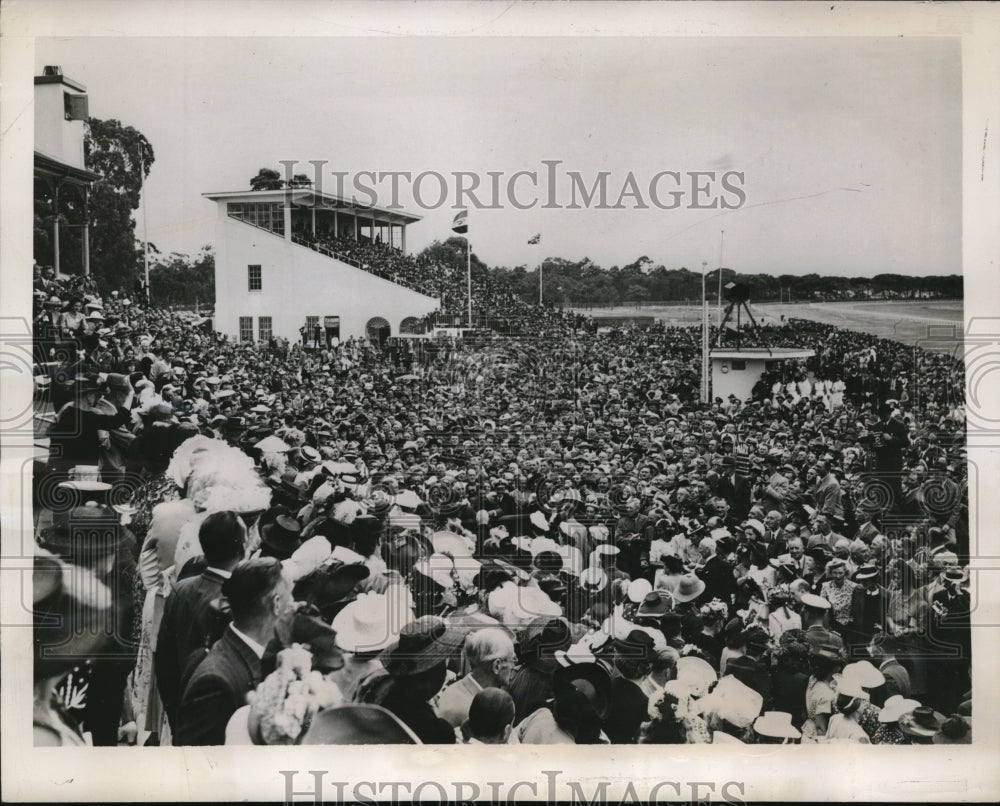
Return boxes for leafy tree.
[287,173,313,188]
[148,245,215,308]
[250,167,284,191]
[83,118,154,293]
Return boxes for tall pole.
[716,229,725,328]
[140,152,150,303]
[466,237,472,328]
[701,260,709,403]
[539,261,543,305]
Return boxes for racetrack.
[571,299,964,352]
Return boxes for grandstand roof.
[710,347,815,359]
[202,188,421,225]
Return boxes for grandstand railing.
[225,213,438,299]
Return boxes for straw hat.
[899,706,946,739]
[753,711,801,740]
[331,591,412,653]
[671,573,706,604]
[841,660,885,689]
[878,695,922,723]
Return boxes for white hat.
[842,660,885,689]
[255,435,291,453]
[800,593,831,610]
[529,511,549,532]
[878,695,922,723]
[578,566,608,593]
[675,656,717,698]
[332,591,413,653]
[626,578,653,604]
[431,531,473,558]
[414,554,457,589]
[529,536,561,557]
[394,490,423,510]
[753,711,801,739]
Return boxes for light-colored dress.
[801,677,836,743]
[825,713,871,743]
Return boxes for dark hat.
[37,502,130,564]
[379,615,468,676]
[260,514,302,560]
[743,626,770,650]
[855,564,879,581]
[293,562,371,621]
[270,607,344,674]
[932,715,971,745]
[899,706,946,739]
[552,661,612,721]
[635,590,672,620]
[519,616,572,670]
[33,550,115,682]
[300,704,420,744]
[613,628,655,661]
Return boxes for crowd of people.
[32,254,972,747]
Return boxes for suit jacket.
[604,677,650,745]
[811,474,844,521]
[850,585,888,641]
[718,474,751,521]
[696,555,737,608]
[173,626,262,746]
[155,568,231,729]
[434,673,482,728]
[869,659,911,707]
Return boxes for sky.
[35,35,962,276]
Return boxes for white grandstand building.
[205,187,439,346]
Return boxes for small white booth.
[710,347,815,401]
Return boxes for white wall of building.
[710,356,767,402]
[214,215,439,342]
[34,82,86,169]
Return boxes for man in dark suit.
[867,637,911,708]
[717,456,751,522]
[695,536,737,611]
[155,511,247,732]
[725,628,772,709]
[173,557,293,746]
[849,564,888,651]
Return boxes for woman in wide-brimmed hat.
[898,705,946,745]
[752,710,801,744]
[871,694,921,745]
[512,661,612,745]
[33,549,116,746]
[369,615,468,743]
[824,680,872,743]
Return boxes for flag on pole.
[452,210,468,234]
[527,233,541,245]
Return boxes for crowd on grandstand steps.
[32,253,971,748]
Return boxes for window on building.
[259,316,273,343]
[248,264,262,291]
[731,359,747,371]
[239,316,253,342]
[227,202,284,236]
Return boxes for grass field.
[571,300,964,353]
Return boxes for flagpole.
[140,152,150,304]
[716,229,725,328]
[703,265,710,403]
[466,236,472,328]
